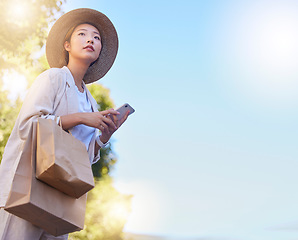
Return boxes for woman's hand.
[60,108,129,144]
[99,109,130,143]
[79,109,119,131]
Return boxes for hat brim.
[46,8,118,84]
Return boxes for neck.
[67,59,90,92]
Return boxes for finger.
[102,127,111,135]
[110,113,119,127]
[100,124,113,136]
[98,124,105,132]
[119,111,130,127]
[99,121,108,130]
[105,122,114,135]
[103,115,118,134]
[109,114,119,131]
[107,114,114,123]
[104,118,115,133]
[101,109,120,116]
[102,115,117,130]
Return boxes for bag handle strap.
[55,116,73,135]
[54,116,62,128]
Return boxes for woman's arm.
[60,109,119,131]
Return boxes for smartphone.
[116,103,135,120]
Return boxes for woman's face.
[64,23,102,65]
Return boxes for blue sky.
[61,1,298,239]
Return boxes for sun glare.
[225,2,298,106]
[248,10,298,72]
[7,1,30,25]
[3,70,27,101]
[114,181,164,234]
[108,204,131,223]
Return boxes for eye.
[94,36,101,41]
[78,32,85,36]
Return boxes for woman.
[0,8,128,240]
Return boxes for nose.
[87,39,94,44]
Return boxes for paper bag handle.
[55,116,73,136]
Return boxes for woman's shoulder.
[30,67,70,95]
[37,67,68,83]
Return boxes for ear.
[64,41,71,52]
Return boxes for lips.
[83,45,95,51]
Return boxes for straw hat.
[46,8,118,84]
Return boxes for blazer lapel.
[63,67,79,114]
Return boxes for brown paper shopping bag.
[36,118,94,198]
[4,124,87,237]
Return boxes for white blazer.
[0,66,100,208]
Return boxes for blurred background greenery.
[0,0,133,239]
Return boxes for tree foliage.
[0,79,22,160]
[69,177,132,240]
[0,0,65,160]
[0,0,64,71]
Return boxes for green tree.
[69,177,132,240]
[0,78,22,160]
[0,0,64,72]
[0,0,65,160]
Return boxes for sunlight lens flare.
[114,181,165,234]
[7,0,30,25]
[223,2,298,106]
[3,70,27,101]
[108,204,131,223]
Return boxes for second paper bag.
[5,124,87,236]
